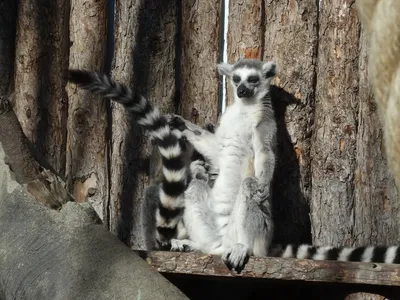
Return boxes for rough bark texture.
[66,0,108,219]
[180,0,221,125]
[310,1,361,246]
[263,0,317,244]
[226,0,264,105]
[0,0,17,103]
[13,0,69,175]
[140,251,400,288]
[0,145,188,300]
[110,0,177,249]
[353,30,400,245]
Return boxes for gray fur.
[170,59,278,272]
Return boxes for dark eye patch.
[247,75,259,83]
[233,75,240,83]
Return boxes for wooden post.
[263,0,318,244]
[13,0,70,175]
[180,0,221,125]
[310,0,361,246]
[110,0,177,249]
[66,0,108,220]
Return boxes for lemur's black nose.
[237,84,251,98]
[237,84,246,96]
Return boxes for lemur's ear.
[217,63,233,76]
[261,61,277,79]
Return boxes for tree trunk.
[263,0,317,244]
[110,0,177,249]
[66,0,108,220]
[310,0,361,246]
[180,0,221,125]
[13,0,69,175]
[0,144,188,300]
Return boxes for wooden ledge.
[136,251,400,287]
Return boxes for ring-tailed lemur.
[167,59,400,270]
[166,59,278,271]
[141,121,219,250]
[67,70,212,249]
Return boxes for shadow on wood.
[270,85,312,244]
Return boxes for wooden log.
[310,0,361,246]
[138,251,400,287]
[13,0,69,175]
[110,0,177,248]
[263,0,318,244]
[180,0,221,125]
[352,28,400,245]
[66,0,108,219]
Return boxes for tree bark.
[110,0,177,249]
[0,0,17,103]
[310,0,360,246]
[66,0,108,220]
[0,144,188,300]
[262,0,318,244]
[13,0,69,175]
[353,29,400,245]
[180,0,221,125]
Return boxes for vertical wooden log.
[110,0,177,249]
[180,0,221,125]
[262,0,318,243]
[310,1,360,245]
[66,0,108,219]
[353,29,400,245]
[13,0,70,175]
[226,0,264,105]
[0,0,17,103]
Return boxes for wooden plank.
[137,251,400,287]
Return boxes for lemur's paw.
[170,239,195,252]
[169,114,187,131]
[190,160,208,181]
[222,243,249,274]
[255,183,270,205]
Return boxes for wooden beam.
[136,251,400,287]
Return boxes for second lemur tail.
[67,70,188,248]
[269,244,400,264]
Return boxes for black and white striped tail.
[270,244,400,264]
[67,70,189,248]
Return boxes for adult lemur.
[68,59,400,271]
[67,59,276,271]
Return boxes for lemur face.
[232,68,262,99]
[217,59,277,101]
